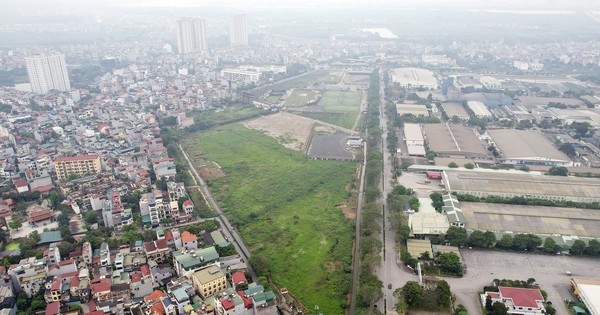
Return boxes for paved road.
[349,144,368,315]
[374,67,410,314]
[179,144,258,283]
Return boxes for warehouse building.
[422,124,490,160]
[442,169,600,202]
[392,68,438,89]
[466,101,493,119]
[570,278,600,315]
[404,123,426,156]
[396,103,430,116]
[487,129,572,166]
[460,202,600,239]
[441,102,470,120]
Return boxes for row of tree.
[435,226,600,256]
[355,69,385,311]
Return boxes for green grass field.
[183,125,356,314]
[318,90,362,113]
[283,89,318,107]
[5,242,20,251]
[314,71,343,84]
[192,104,267,128]
[265,95,281,104]
[298,112,358,130]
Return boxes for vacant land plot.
[461,202,600,238]
[319,90,362,113]
[182,125,356,314]
[315,70,344,84]
[283,89,319,107]
[242,112,315,151]
[5,242,19,251]
[192,104,267,128]
[343,74,370,85]
[308,134,354,160]
[252,70,331,96]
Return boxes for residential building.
[172,246,220,278]
[102,190,133,229]
[100,243,111,267]
[181,231,198,250]
[8,257,46,297]
[53,155,102,181]
[45,245,61,266]
[481,287,545,315]
[24,54,71,94]
[191,265,227,298]
[82,242,93,266]
[144,239,170,263]
[167,181,187,201]
[221,68,260,83]
[229,14,248,47]
[176,17,208,54]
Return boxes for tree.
[249,255,269,276]
[544,237,557,253]
[497,234,513,249]
[430,192,444,212]
[84,210,98,225]
[468,230,486,248]
[585,239,600,256]
[571,240,586,256]
[545,304,557,315]
[446,226,468,247]
[559,143,576,157]
[485,295,493,311]
[437,252,462,274]
[434,280,452,308]
[527,278,536,285]
[518,165,530,172]
[427,150,436,160]
[401,281,425,306]
[410,197,420,211]
[448,162,459,168]
[464,163,475,169]
[489,302,508,315]
[548,166,568,176]
[8,219,22,230]
[483,231,497,248]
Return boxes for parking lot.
[445,250,600,315]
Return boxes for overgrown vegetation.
[394,280,453,312]
[183,124,355,314]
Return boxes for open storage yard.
[461,202,600,238]
[182,124,357,314]
[318,90,362,113]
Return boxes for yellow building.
[192,265,227,298]
[53,155,101,181]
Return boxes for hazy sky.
[2,0,600,10]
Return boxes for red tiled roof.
[46,302,60,315]
[220,297,235,310]
[145,290,167,303]
[487,292,500,299]
[131,272,142,283]
[141,264,151,276]
[232,271,246,285]
[499,287,544,309]
[144,241,157,253]
[237,291,254,309]
[27,209,54,223]
[183,200,193,207]
[54,155,99,162]
[165,231,173,241]
[70,276,79,287]
[155,238,168,250]
[51,280,61,291]
[181,231,197,243]
[13,179,28,187]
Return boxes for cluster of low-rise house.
[0,224,278,315]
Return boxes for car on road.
[388,283,392,289]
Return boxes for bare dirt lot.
[199,167,225,179]
[242,112,315,151]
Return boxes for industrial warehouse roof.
[488,129,570,162]
[443,170,600,201]
[460,202,600,238]
[571,278,600,315]
[404,123,424,142]
[423,124,488,157]
[396,104,429,116]
[441,102,470,120]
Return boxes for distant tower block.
[229,14,248,47]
